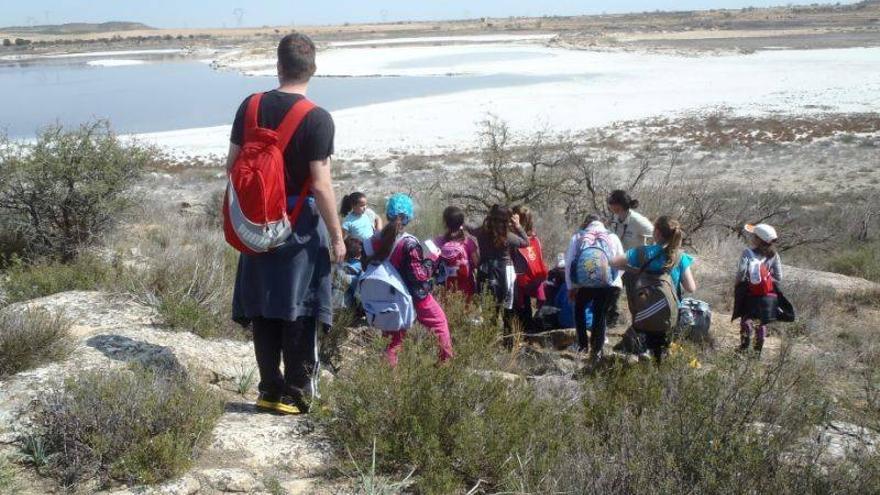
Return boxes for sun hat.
[385,193,414,225]
[744,223,778,243]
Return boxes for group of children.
[336,189,787,365]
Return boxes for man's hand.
[310,158,345,263]
[331,236,346,264]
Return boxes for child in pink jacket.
[364,194,453,366]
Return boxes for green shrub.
[0,310,74,377]
[827,241,880,283]
[2,254,116,304]
[322,292,878,494]
[0,123,153,261]
[36,366,223,487]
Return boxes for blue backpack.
[554,280,592,329]
[358,235,416,332]
[570,229,617,288]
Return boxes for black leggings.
[251,317,320,398]
[574,287,619,354]
[640,330,669,364]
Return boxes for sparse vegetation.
[1,254,116,304]
[348,439,415,495]
[0,310,74,377]
[827,240,880,283]
[234,365,257,396]
[0,456,17,493]
[323,290,879,493]
[21,434,49,469]
[35,366,223,487]
[122,215,244,340]
[263,475,285,495]
[396,155,433,173]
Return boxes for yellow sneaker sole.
[273,402,303,415]
[255,398,278,411]
[256,398,302,415]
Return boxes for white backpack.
[358,235,416,332]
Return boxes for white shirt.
[609,209,654,251]
[564,221,625,289]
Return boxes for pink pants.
[384,295,453,366]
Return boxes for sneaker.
[255,391,281,413]
[280,386,312,414]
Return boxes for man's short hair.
[277,32,317,83]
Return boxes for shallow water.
[0,53,562,138]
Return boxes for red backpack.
[223,93,315,255]
[516,236,548,286]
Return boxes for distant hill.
[0,22,153,35]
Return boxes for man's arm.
[225,142,241,173]
[310,158,345,263]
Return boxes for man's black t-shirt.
[230,90,335,192]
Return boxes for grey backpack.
[628,248,679,335]
[676,298,712,345]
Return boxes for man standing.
[228,33,345,415]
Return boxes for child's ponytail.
[340,194,353,216]
[656,216,683,270]
[340,191,367,217]
[373,216,405,261]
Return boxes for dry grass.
[119,207,244,340]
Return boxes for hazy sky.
[1,1,861,29]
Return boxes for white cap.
[744,223,778,243]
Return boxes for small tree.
[444,116,571,213]
[0,122,154,261]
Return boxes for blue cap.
[385,193,414,225]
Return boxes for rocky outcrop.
[784,265,880,296]
[0,291,337,494]
[699,254,879,298]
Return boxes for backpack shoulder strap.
[275,98,317,152]
[638,246,665,274]
[388,234,417,262]
[243,93,263,142]
[276,98,317,222]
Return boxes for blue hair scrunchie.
[385,193,414,225]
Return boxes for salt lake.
[2,41,878,158]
